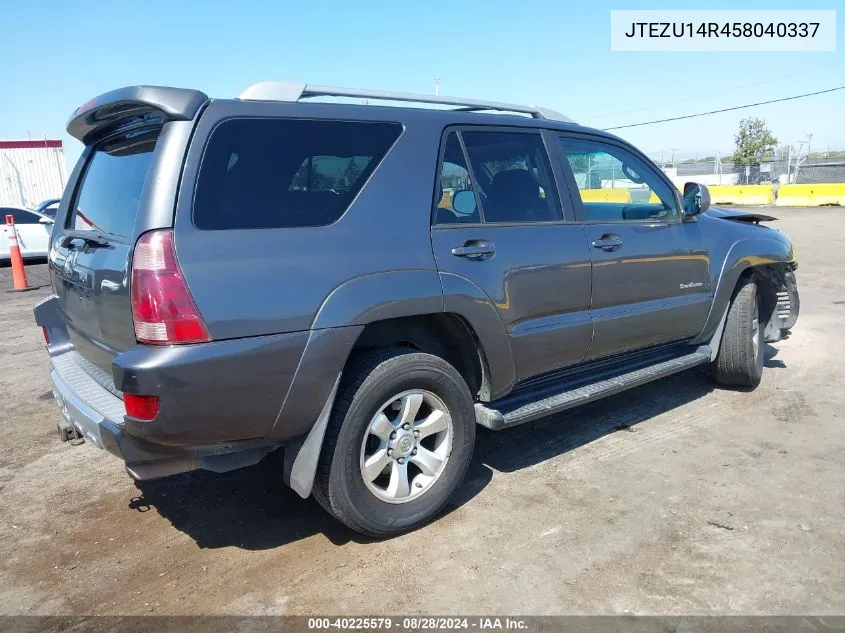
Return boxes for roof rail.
[237,81,575,123]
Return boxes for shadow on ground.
[131,346,786,551]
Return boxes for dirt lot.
[1,207,843,616]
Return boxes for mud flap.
[284,374,341,499]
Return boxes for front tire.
[314,348,476,537]
[711,277,764,388]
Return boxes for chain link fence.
[650,152,845,186]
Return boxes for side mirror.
[452,189,478,216]
[683,182,711,217]
[39,216,54,224]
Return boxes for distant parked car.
[33,198,61,219]
[0,206,54,260]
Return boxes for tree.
[730,117,778,165]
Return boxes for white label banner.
[611,10,836,52]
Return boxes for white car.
[1,206,54,261]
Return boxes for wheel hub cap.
[359,389,454,504]
[394,434,414,455]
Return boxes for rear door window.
[461,131,562,223]
[194,119,402,230]
[434,132,480,225]
[69,129,159,238]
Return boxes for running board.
[475,346,712,430]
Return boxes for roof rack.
[237,81,575,123]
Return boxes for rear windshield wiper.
[59,230,112,248]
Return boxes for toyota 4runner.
[35,82,799,536]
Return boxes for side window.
[462,131,562,223]
[434,132,480,225]
[194,119,402,230]
[559,137,679,222]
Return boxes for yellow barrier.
[438,190,453,209]
[776,183,845,207]
[579,188,630,203]
[708,185,773,205]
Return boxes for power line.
[604,85,845,131]
[591,60,845,121]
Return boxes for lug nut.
[390,431,396,440]
[412,448,417,455]
[397,457,405,464]
[413,431,420,438]
[402,423,411,430]
[387,449,394,457]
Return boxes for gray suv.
[35,82,799,536]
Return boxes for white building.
[0,139,68,208]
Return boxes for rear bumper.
[35,294,363,478]
[49,350,277,479]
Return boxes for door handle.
[451,241,495,260]
[591,235,623,251]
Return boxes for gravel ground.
[0,208,843,615]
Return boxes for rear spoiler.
[67,86,209,143]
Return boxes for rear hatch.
[50,128,160,378]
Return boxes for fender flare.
[285,270,515,497]
[311,270,443,329]
[698,236,795,341]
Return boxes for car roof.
[66,83,630,148]
[212,97,623,142]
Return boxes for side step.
[475,346,712,430]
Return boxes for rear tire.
[314,347,476,537]
[711,277,764,388]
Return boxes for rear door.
[556,134,711,359]
[50,127,159,375]
[431,127,593,383]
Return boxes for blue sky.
[1,0,842,166]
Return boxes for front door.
[557,134,711,360]
[431,128,593,384]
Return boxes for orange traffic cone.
[5,214,37,293]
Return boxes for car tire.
[313,347,476,537]
[711,277,764,388]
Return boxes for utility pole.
[786,145,792,183]
[715,150,721,184]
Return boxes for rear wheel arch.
[350,313,492,401]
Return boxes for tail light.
[130,230,210,344]
[124,393,160,420]
[41,326,49,344]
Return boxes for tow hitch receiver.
[55,392,85,445]
[58,421,84,445]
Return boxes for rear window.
[69,129,159,238]
[193,118,402,230]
